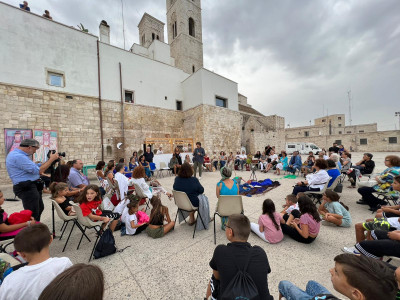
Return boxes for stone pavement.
[0,152,395,299]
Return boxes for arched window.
[189,18,195,37]
[152,33,155,40]
[192,65,195,73]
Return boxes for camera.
[47,150,66,158]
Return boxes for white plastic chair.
[327,176,341,191]
[71,202,104,261]
[172,190,206,239]
[213,195,243,244]
[0,238,14,253]
[158,162,171,177]
[304,177,332,204]
[132,182,151,211]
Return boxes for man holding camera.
[6,139,60,221]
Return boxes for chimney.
[99,20,110,44]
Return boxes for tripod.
[49,161,61,238]
[249,164,257,182]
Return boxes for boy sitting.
[280,194,299,222]
[0,223,72,300]
[279,253,397,299]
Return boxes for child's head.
[262,199,276,214]
[49,182,68,198]
[149,195,163,222]
[331,254,397,300]
[393,176,400,192]
[78,185,101,204]
[226,214,251,242]
[150,194,162,209]
[39,263,104,300]
[286,194,297,205]
[0,189,4,207]
[14,223,52,260]
[298,195,321,222]
[324,190,340,202]
[127,198,140,213]
[296,192,305,199]
[327,159,337,169]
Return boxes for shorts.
[340,219,352,228]
[383,212,400,218]
[146,226,164,239]
[209,274,220,300]
[362,218,392,231]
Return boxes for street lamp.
[396,112,400,130]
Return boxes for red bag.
[8,210,32,224]
[110,193,119,206]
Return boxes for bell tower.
[166,0,203,74]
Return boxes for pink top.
[300,213,320,236]
[258,212,283,244]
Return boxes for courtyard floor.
[0,152,397,299]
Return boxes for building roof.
[238,104,264,116]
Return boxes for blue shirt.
[6,149,40,185]
[68,167,89,188]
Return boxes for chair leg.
[89,231,100,262]
[60,221,66,232]
[75,222,91,242]
[62,221,76,252]
[213,213,217,245]
[197,210,206,230]
[77,227,86,250]
[59,221,68,241]
[178,209,187,223]
[193,214,198,239]
[174,209,179,226]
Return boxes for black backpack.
[221,248,259,300]
[94,229,116,259]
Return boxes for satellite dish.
[117,142,123,149]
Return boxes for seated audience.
[171,147,183,175]
[211,151,219,170]
[278,253,397,300]
[49,182,75,216]
[330,153,342,170]
[219,151,227,168]
[259,151,267,171]
[173,162,204,225]
[286,151,302,174]
[292,159,329,195]
[0,189,33,241]
[356,155,400,211]
[68,159,90,189]
[235,150,247,171]
[347,153,375,188]
[53,164,82,199]
[251,199,283,244]
[326,159,341,187]
[376,175,400,218]
[340,151,352,173]
[95,160,106,194]
[115,163,129,201]
[146,195,175,238]
[79,185,120,232]
[281,195,321,244]
[38,263,104,300]
[184,154,191,164]
[280,193,299,222]
[138,155,152,179]
[216,167,239,230]
[121,198,148,236]
[130,166,172,200]
[226,152,235,169]
[206,214,273,300]
[264,150,278,173]
[318,190,351,227]
[128,156,138,171]
[156,146,163,154]
[301,151,315,176]
[0,224,72,300]
[203,154,213,172]
[275,151,288,175]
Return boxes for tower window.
[141,34,145,45]
[125,90,134,103]
[152,33,155,40]
[176,100,182,111]
[189,18,195,37]
[360,138,368,145]
[215,96,227,108]
[172,21,177,38]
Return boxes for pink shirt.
[300,213,320,236]
[258,212,283,244]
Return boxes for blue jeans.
[278,280,331,300]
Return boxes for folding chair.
[0,253,20,267]
[158,162,171,177]
[304,177,332,204]
[0,238,14,253]
[327,176,341,191]
[172,190,206,239]
[132,183,151,211]
[373,192,399,206]
[52,200,84,252]
[358,167,376,182]
[385,256,400,267]
[70,203,104,262]
[213,195,243,244]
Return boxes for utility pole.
[395,112,400,130]
[347,90,352,126]
[121,0,126,50]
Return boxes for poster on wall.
[33,130,58,163]
[4,128,33,157]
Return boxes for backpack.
[94,229,116,259]
[221,248,259,300]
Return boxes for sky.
[6,0,400,130]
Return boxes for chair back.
[172,190,196,211]
[320,177,332,193]
[150,162,156,171]
[70,202,102,228]
[327,176,340,190]
[159,162,168,169]
[216,195,243,217]
[133,182,148,199]
[52,200,76,221]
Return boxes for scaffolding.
[144,137,194,153]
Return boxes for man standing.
[206,214,273,299]
[193,142,205,179]
[6,139,59,221]
[68,159,89,189]
[144,146,154,163]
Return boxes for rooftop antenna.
[347,90,352,126]
[121,0,126,50]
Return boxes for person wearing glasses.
[6,139,59,221]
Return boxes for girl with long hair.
[251,199,283,243]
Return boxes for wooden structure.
[144,138,194,153]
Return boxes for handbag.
[7,210,32,225]
[334,183,343,193]
[102,196,115,211]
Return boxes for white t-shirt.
[239,154,247,160]
[286,203,299,214]
[0,257,72,300]
[123,209,138,235]
[269,154,278,162]
[388,217,400,229]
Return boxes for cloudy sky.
[7,0,400,130]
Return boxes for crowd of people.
[1,138,400,299]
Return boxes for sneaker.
[342,246,360,255]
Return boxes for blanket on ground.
[239,179,280,197]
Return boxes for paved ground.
[0,152,396,299]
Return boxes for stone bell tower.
[166,0,204,74]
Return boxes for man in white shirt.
[238,150,247,171]
[115,163,129,200]
[156,146,163,154]
[0,224,72,300]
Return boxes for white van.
[286,142,322,155]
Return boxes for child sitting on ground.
[79,184,120,232]
[121,198,148,236]
[146,195,175,239]
[0,224,72,300]
[0,190,33,241]
[49,182,75,216]
[318,190,351,227]
[251,199,283,244]
[280,194,299,223]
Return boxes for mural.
[33,130,58,162]
[4,129,32,156]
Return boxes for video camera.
[47,150,66,163]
